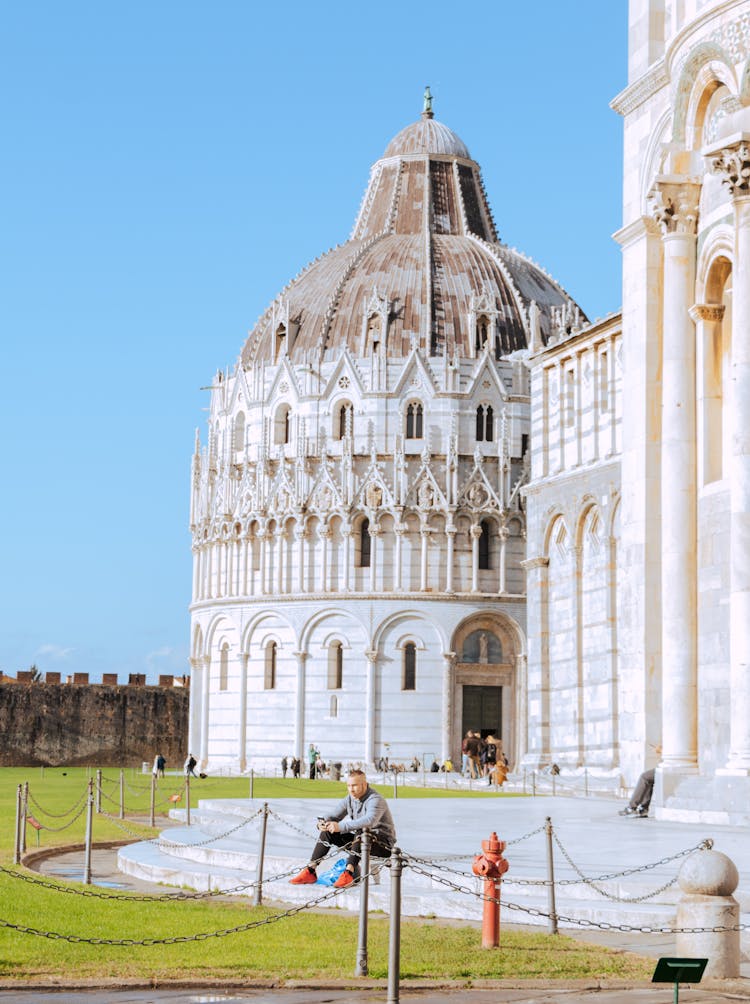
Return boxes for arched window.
[328,641,343,689]
[274,405,291,445]
[476,405,494,442]
[275,324,286,361]
[264,641,277,690]
[402,642,416,691]
[359,518,371,567]
[233,412,245,452]
[337,402,353,440]
[329,695,338,718]
[406,402,423,440]
[478,520,491,570]
[219,642,229,691]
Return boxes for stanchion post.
[584,768,589,797]
[523,767,527,794]
[13,784,22,865]
[532,771,536,796]
[252,801,269,907]
[186,773,191,826]
[552,772,556,797]
[20,782,29,854]
[545,816,558,935]
[355,827,371,976]
[387,846,402,1004]
[149,772,156,828]
[250,768,254,800]
[96,769,102,813]
[393,770,398,799]
[119,769,125,820]
[421,753,426,788]
[83,779,94,885]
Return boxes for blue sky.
[1,2,627,682]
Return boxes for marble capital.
[707,137,750,197]
[648,180,700,236]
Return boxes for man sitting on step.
[290,768,396,888]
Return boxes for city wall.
[0,677,189,767]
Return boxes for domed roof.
[383,116,470,159]
[241,99,585,368]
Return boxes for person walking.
[152,753,165,779]
[184,753,198,778]
[289,769,396,888]
[308,744,319,779]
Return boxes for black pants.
[628,768,655,811]
[310,830,393,871]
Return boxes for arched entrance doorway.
[451,615,522,768]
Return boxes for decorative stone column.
[420,527,430,590]
[364,649,378,767]
[319,525,331,592]
[394,523,405,591]
[690,303,726,486]
[368,524,380,592]
[709,139,750,772]
[497,526,508,594]
[293,652,307,762]
[445,525,456,593]
[191,547,199,602]
[470,523,482,592]
[441,652,455,763]
[238,652,248,772]
[650,178,701,777]
[342,525,352,592]
[200,655,211,768]
[295,525,306,593]
[259,529,268,595]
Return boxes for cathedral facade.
[190,0,750,818]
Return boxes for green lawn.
[0,767,652,984]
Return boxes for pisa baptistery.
[188,95,585,773]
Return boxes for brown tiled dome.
[242,109,585,367]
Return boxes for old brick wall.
[0,684,189,767]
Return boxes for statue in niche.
[479,632,488,664]
[467,483,487,508]
[418,480,434,509]
[366,483,382,509]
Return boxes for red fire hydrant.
[472,831,509,948]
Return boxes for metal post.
[523,767,527,794]
[552,772,556,797]
[545,816,558,935]
[186,773,191,826]
[20,782,29,854]
[392,770,398,799]
[355,828,371,976]
[13,784,22,865]
[149,772,156,828]
[387,846,402,1004]
[83,780,94,885]
[421,753,426,788]
[584,768,589,797]
[444,766,448,789]
[96,769,102,813]
[250,768,254,800]
[252,801,269,907]
[532,771,536,796]
[119,769,125,819]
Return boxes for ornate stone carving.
[648,181,700,235]
[690,303,726,324]
[365,482,382,509]
[709,141,750,197]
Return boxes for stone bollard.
[675,844,740,979]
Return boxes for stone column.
[320,526,331,592]
[690,304,726,486]
[556,360,564,472]
[441,652,455,763]
[238,653,248,772]
[607,335,617,457]
[650,178,700,777]
[242,537,250,596]
[191,547,199,602]
[259,531,268,595]
[394,524,405,591]
[226,540,233,597]
[710,140,750,772]
[296,526,306,593]
[276,527,285,595]
[420,528,429,590]
[368,525,380,592]
[445,525,456,593]
[470,524,482,592]
[364,649,378,767]
[342,525,352,592]
[498,526,508,594]
[200,655,211,768]
[293,652,307,762]
[206,544,214,599]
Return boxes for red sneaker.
[290,867,317,885]
[334,870,355,888]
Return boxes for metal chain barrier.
[27,788,88,819]
[156,807,264,849]
[0,879,355,945]
[29,801,89,833]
